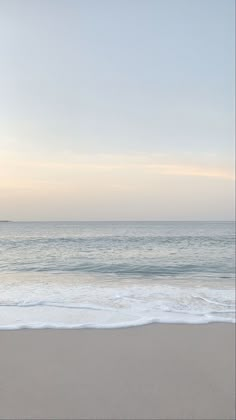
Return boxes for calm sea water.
[0,221,235,328]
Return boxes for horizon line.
[2,220,235,223]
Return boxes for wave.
[0,301,117,312]
[0,316,235,331]
[0,233,234,245]
[0,297,234,329]
[192,296,235,307]
[2,263,234,277]
[0,298,235,312]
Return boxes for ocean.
[0,221,235,329]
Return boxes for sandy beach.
[0,324,235,420]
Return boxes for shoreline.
[0,323,235,419]
[0,319,235,331]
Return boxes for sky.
[0,0,235,221]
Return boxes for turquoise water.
[0,221,235,328]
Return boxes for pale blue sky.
[0,0,235,220]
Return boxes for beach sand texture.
[0,324,235,420]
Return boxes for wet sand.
[0,324,235,419]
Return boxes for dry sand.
[0,324,235,420]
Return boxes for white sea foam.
[0,272,234,329]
